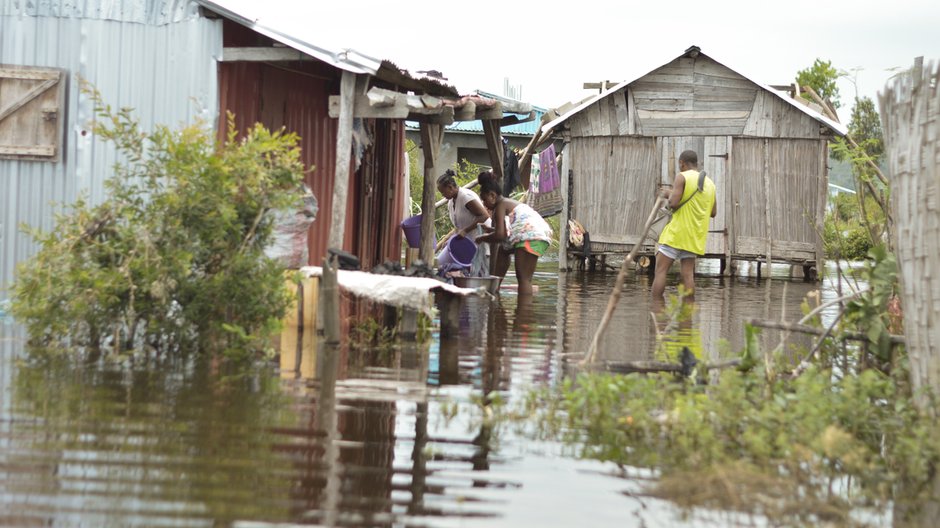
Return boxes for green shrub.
[824,192,882,260]
[11,86,306,357]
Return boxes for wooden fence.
[880,57,940,413]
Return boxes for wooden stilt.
[439,337,459,385]
[400,308,418,341]
[383,304,398,333]
[321,256,341,345]
[435,291,461,339]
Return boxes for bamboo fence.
[879,57,940,413]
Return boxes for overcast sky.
[230,0,938,121]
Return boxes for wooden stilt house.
[544,46,847,278]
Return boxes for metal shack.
[0,0,516,299]
[544,46,847,278]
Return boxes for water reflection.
[0,262,851,526]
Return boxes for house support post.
[419,123,444,264]
[327,71,358,251]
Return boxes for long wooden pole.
[419,123,443,263]
[582,196,666,365]
[327,71,356,250]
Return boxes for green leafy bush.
[824,192,882,260]
[515,361,935,525]
[12,86,306,357]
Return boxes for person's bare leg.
[493,246,512,280]
[652,252,675,299]
[514,248,539,296]
[679,257,696,300]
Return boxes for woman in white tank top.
[437,170,490,276]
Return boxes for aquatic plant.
[11,83,306,357]
[514,358,934,525]
[507,255,933,526]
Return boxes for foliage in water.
[11,84,307,357]
[510,259,929,526]
[517,364,934,525]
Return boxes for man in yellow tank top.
[652,150,717,300]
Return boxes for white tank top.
[449,188,484,241]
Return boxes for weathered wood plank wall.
[569,137,658,246]
[880,58,940,413]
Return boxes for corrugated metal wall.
[219,59,405,269]
[350,119,405,268]
[0,0,198,24]
[0,4,221,299]
[219,60,342,266]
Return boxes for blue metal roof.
[406,90,546,137]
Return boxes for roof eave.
[197,0,381,75]
[542,47,848,138]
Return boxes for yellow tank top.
[658,170,716,256]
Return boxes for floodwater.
[0,262,857,527]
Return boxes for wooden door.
[731,139,768,257]
[0,65,65,161]
[703,136,731,256]
[656,136,729,256]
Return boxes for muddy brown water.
[0,262,859,527]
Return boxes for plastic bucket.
[401,215,422,248]
[438,235,476,268]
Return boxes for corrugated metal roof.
[195,0,458,96]
[543,46,848,137]
[0,9,221,298]
[195,0,381,75]
[0,0,199,25]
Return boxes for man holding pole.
[651,150,717,300]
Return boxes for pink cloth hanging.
[538,144,560,193]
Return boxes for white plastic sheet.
[300,266,481,315]
[265,185,318,268]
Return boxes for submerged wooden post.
[435,291,461,339]
[400,308,419,341]
[327,71,358,250]
[321,256,341,345]
[280,275,319,378]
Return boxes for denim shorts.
[658,244,698,261]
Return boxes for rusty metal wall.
[350,119,405,268]
[218,59,405,269]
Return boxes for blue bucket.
[438,235,476,268]
[401,215,422,248]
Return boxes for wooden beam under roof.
[221,47,313,62]
[452,100,476,121]
[475,102,503,121]
[328,87,445,120]
[407,106,454,126]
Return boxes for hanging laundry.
[529,153,541,193]
[538,144,560,193]
[502,138,521,196]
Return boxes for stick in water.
[582,196,667,365]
